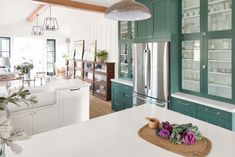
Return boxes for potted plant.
[0,87,37,156]
[15,61,34,80]
[96,50,108,62]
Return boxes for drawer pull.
[216,112,220,115]
[177,101,189,106]
[205,108,208,111]
[70,88,80,91]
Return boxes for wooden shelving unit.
[66,59,114,101]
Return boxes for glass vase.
[0,144,6,157]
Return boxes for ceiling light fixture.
[31,14,43,35]
[104,0,151,21]
[43,5,59,31]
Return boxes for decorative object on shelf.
[31,14,43,36]
[15,61,34,80]
[43,5,59,31]
[96,49,108,62]
[104,0,151,21]
[83,40,97,62]
[0,88,37,157]
[74,40,84,60]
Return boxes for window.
[47,39,56,75]
[0,37,10,58]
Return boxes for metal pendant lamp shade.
[31,14,43,35]
[104,0,151,21]
[43,5,59,31]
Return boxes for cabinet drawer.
[197,105,231,121]
[170,98,196,118]
[197,112,232,130]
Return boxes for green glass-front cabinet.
[112,82,133,111]
[180,0,235,103]
[118,21,134,80]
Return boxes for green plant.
[96,49,109,58]
[62,53,68,60]
[15,62,34,74]
[0,87,37,111]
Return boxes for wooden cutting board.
[138,125,212,157]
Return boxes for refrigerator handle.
[144,49,151,91]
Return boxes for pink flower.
[183,131,196,145]
[162,121,173,132]
[159,129,170,138]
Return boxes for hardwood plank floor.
[89,94,113,119]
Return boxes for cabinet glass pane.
[182,40,200,92]
[95,84,106,96]
[182,0,200,33]
[95,63,106,73]
[120,44,129,78]
[120,22,129,40]
[208,0,232,31]
[208,39,232,98]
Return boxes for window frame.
[46,39,56,75]
[0,37,11,58]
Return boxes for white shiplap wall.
[70,18,119,77]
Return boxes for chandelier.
[43,5,59,31]
[31,14,43,35]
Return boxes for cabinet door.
[135,0,152,40]
[207,38,232,99]
[10,110,33,136]
[119,21,129,41]
[112,83,125,111]
[207,0,232,32]
[60,88,82,126]
[33,106,59,134]
[181,40,201,92]
[152,0,170,38]
[181,0,200,34]
[124,85,133,109]
[119,43,130,79]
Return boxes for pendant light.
[43,5,59,31]
[31,14,43,35]
[104,0,151,21]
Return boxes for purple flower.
[159,129,170,138]
[183,131,196,145]
[162,121,173,132]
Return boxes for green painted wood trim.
[232,113,235,131]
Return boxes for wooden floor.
[89,94,113,119]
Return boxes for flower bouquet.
[157,121,203,145]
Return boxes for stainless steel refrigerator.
[132,42,169,107]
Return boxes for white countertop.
[6,104,235,157]
[111,78,133,86]
[49,78,90,90]
[171,92,235,113]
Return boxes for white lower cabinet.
[10,105,59,135]
[58,86,89,126]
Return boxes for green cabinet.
[112,82,133,111]
[169,97,197,118]
[180,0,235,103]
[134,0,173,41]
[170,97,234,131]
[118,21,134,80]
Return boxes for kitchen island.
[6,104,235,157]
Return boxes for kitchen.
[0,0,235,157]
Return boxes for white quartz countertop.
[6,104,235,157]
[171,92,235,113]
[111,78,133,86]
[49,78,90,90]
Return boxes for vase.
[97,56,108,62]
[24,72,30,80]
[0,144,6,157]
